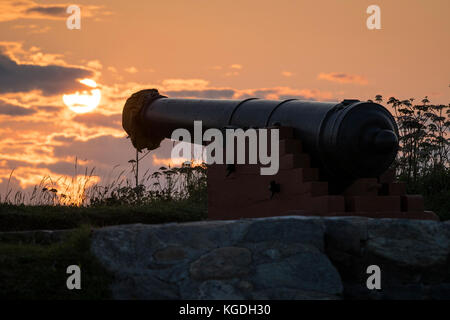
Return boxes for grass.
[0,164,207,299]
[424,191,450,221]
[401,166,450,221]
[0,226,113,300]
[0,162,208,231]
[0,200,207,232]
[1,160,207,206]
[0,161,209,299]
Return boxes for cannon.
[122,89,439,221]
[123,89,399,182]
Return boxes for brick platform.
[207,127,438,221]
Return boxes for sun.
[63,79,101,114]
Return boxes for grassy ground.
[0,200,207,232]
[0,226,113,300]
[0,198,206,299]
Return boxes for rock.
[197,280,244,300]
[323,217,450,299]
[251,251,342,295]
[366,218,449,268]
[153,246,186,262]
[91,216,450,300]
[430,284,450,300]
[236,280,253,292]
[243,217,324,250]
[190,247,252,281]
[324,217,368,255]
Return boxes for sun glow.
[63,79,101,114]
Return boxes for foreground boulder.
[91,216,450,300]
[324,217,450,299]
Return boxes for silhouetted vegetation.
[90,163,207,206]
[1,160,207,207]
[372,95,450,220]
[0,161,207,231]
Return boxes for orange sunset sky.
[0,0,449,197]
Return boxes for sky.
[0,0,449,200]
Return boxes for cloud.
[225,71,239,77]
[0,41,66,65]
[3,158,80,178]
[0,99,36,116]
[0,52,93,95]
[224,64,243,76]
[72,113,121,129]
[51,134,78,144]
[164,89,235,99]
[0,1,103,22]
[281,71,293,77]
[12,24,52,34]
[52,135,134,167]
[25,6,66,17]
[318,72,368,85]
[233,87,333,101]
[34,105,62,113]
[51,135,175,169]
[124,66,138,74]
[161,79,209,91]
[154,79,332,100]
[0,138,176,193]
[0,160,99,193]
[87,60,103,70]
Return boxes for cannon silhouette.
[122,89,437,221]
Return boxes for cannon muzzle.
[123,89,398,183]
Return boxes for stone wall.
[91,216,450,299]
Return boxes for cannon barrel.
[123,89,399,182]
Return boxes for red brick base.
[207,128,438,221]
